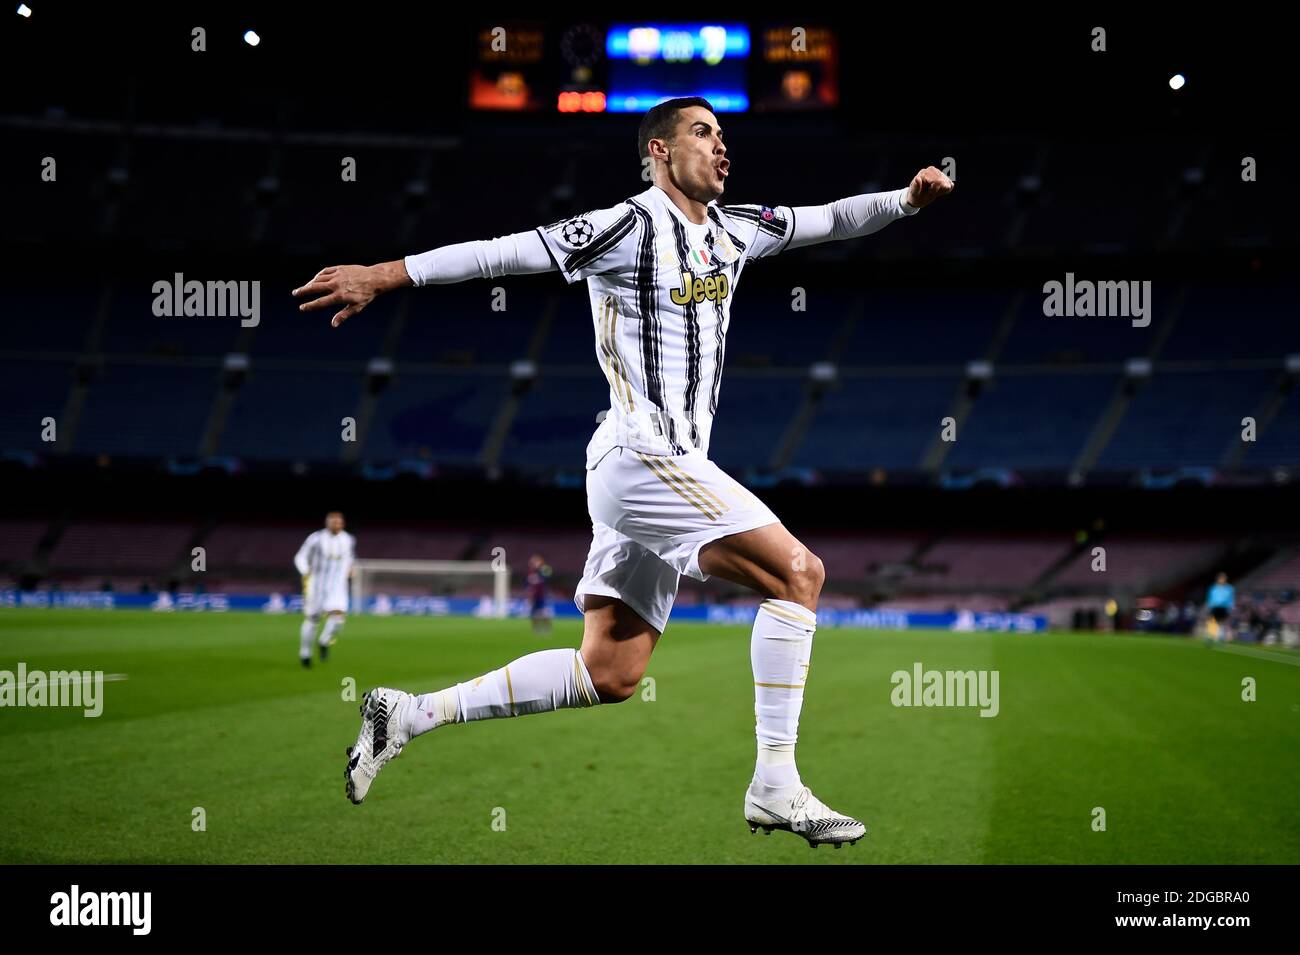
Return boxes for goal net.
[350,559,511,618]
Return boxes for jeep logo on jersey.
[670,270,730,306]
[561,217,595,247]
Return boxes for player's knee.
[586,664,642,704]
[777,551,824,607]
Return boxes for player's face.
[326,514,344,533]
[667,107,729,202]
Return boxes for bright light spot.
[699,26,727,65]
[244,29,260,47]
[1169,73,1185,91]
[17,4,32,17]
[627,27,659,63]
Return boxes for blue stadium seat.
[1242,386,1300,468]
[11,284,99,352]
[75,363,220,457]
[500,373,610,471]
[946,373,1116,470]
[103,289,243,357]
[253,292,391,359]
[708,376,807,470]
[398,281,547,364]
[365,370,505,463]
[0,361,74,453]
[1160,284,1297,361]
[1098,369,1273,470]
[842,287,1007,364]
[999,292,1145,363]
[792,373,959,470]
[219,368,362,461]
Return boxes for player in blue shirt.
[1205,572,1235,641]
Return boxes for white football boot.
[744,777,867,848]
[344,687,414,805]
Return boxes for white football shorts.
[304,577,349,617]
[575,446,780,633]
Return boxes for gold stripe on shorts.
[663,457,730,516]
[640,453,719,520]
[636,452,722,521]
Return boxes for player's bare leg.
[576,596,660,702]
[343,596,656,804]
[699,523,866,848]
[530,608,554,636]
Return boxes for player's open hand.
[293,261,410,327]
[905,166,954,209]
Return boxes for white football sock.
[320,615,344,645]
[751,598,816,793]
[406,647,599,737]
[299,618,318,660]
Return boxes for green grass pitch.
[0,609,1296,864]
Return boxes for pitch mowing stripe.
[7,673,130,685]
[1211,642,1300,667]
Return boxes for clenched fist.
[905,166,954,210]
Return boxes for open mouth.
[715,160,730,180]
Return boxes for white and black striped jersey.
[536,185,797,468]
[293,530,356,591]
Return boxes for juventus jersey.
[294,530,356,592]
[535,185,795,468]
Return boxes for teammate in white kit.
[294,98,952,846]
[293,511,356,667]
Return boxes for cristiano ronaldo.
[294,97,952,847]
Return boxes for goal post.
[351,559,511,618]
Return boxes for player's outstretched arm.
[293,230,557,327]
[785,165,953,252]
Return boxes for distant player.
[295,97,951,846]
[525,554,553,635]
[293,511,356,666]
[1205,571,1235,642]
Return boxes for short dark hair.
[637,96,715,160]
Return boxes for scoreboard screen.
[469,22,839,113]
